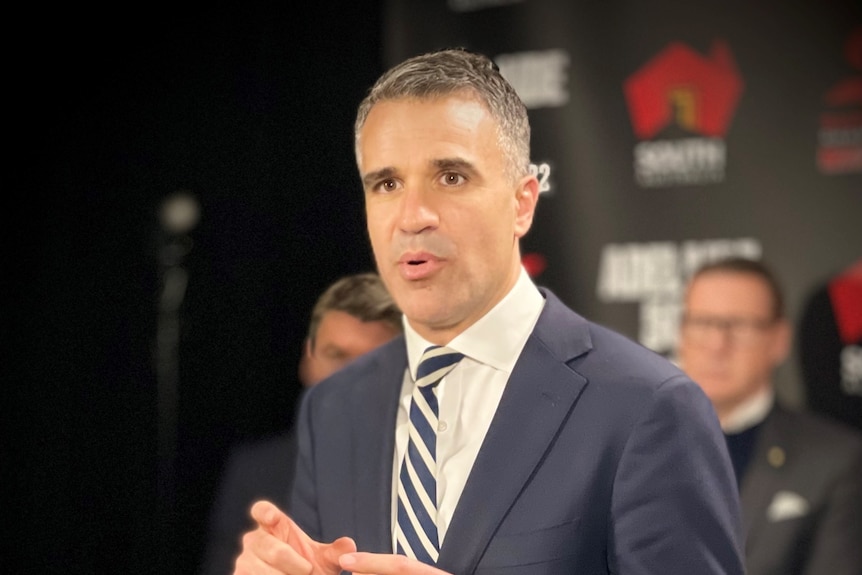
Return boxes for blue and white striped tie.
[395,345,464,565]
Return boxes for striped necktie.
[395,345,464,565]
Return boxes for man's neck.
[719,386,775,434]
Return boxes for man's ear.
[298,339,313,386]
[771,319,793,366]
[514,175,540,239]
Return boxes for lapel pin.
[767,446,785,468]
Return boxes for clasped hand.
[233,500,452,575]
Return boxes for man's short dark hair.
[689,256,786,320]
[306,272,402,346]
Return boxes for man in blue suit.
[233,48,744,575]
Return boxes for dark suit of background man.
[233,48,745,575]
[199,272,402,575]
[677,256,862,575]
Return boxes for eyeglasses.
[681,314,777,346]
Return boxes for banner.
[382,0,862,409]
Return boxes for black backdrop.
[12,4,383,574]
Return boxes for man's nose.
[397,184,439,234]
[702,322,735,350]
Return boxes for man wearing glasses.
[677,256,862,575]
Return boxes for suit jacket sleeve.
[609,374,745,574]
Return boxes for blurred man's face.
[677,270,791,421]
[302,310,401,386]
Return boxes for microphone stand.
[154,191,198,572]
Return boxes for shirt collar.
[403,266,544,379]
[721,386,775,433]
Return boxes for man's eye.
[441,173,464,185]
[380,179,398,192]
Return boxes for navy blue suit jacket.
[290,288,745,574]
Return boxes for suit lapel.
[739,406,791,551]
[350,340,407,553]
[437,292,591,574]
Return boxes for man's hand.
[233,500,356,575]
[339,552,453,575]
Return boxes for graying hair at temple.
[353,48,531,184]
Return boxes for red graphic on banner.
[818,26,862,174]
[522,252,547,278]
[829,260,862,344]
[624,40,744,139]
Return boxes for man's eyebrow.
[361,167,397,188]
[433,157,476,173]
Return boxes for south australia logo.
[624,39,744,187]
[817,26,862,175]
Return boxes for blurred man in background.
[199,272,402,575]
[677,256,862,575]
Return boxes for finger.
[247,504,349,575]
[234,541,292,575]
[339,552,450,575]
[319,536,357,568]
[250,500,282,526]
[250,500,292,540]
[240,526,313,574]
[251,501,317,554]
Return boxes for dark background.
[9,2,862,574]
[11,4,383,574]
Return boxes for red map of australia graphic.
[624,40,745,140]
[818,26,862,174]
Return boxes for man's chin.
[695,378,733,401]
[403,301,463,333]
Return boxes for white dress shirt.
[391,266,545,548]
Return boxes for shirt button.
[438,420,448,432]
